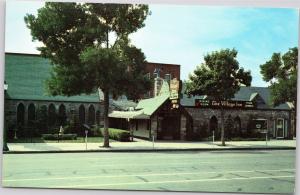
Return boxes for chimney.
[154,77,163,97]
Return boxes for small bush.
[101,128,130,142]
[90,126,102,137]
[42,133,77,140]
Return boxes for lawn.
[8,136,116,143]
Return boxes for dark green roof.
[232,86,291,110]
[5,53,100,102]
[180,84,292,110]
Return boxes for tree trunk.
[103,90,110,147]
[220,106,226,146]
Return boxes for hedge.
[42,134,77,140]
[101,128,130,142]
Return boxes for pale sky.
[5,0,299,87]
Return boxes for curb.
[3,147,296,154]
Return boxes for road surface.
[2,150,296,194]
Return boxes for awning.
[109,110,150,119]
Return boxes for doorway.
[276,118,285,138]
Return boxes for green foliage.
[101,128,130,142]
[260,47,297,107]
[185,49,252,100]
[90,126,102,137]
[185,49,252,146]
[24,2,151,97]
[24,3,151,147]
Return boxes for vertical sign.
[169,78,180,100]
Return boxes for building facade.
[109,78,295,141]
[144,62,180,98]
[5,53,295,140]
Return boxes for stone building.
[109,78,295,141]
[4,53,135,138]
[4,53,104,138]
[181,86,294,140]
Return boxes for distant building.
[143,62,180,98]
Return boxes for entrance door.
[276,118,284,138]
[161,116,180,140]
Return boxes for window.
[146,72,150,79]
[88,105,95,125]
[58,104,67,126]
[165,74,171,82]
[276,118,285,138]
[153,68,161,78]
[79,105,85,124]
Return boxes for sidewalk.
[4,139,296,153]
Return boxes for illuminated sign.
[195,99,256,109]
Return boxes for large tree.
[260,47,297,136]
[25,2,151,147]
[185,49,252,146]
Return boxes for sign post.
[212,131,215,144]
[265,132,268,146]
[85,130,88,150]
[152,135,155,150]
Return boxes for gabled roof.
[110,79,170,118]
[5,53,100,102]
[180,84,292,110]
[110,99,137,111]
[136,94,169,116]
[109,110,149,119]
[232,86,291,110]
[180,83,206,106]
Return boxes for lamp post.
[3,83,9,151]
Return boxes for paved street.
[2,150,296,194]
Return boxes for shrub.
[90,126,102,137]
[42,133,77,140]
[101,128,130,142]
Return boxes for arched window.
[96,110,101,125]
[58,104,67,126]
[79,105,85,124]
[88,105,95,125]
[28,103,36,127]
[17,103,25,128]
[48,104,56,127]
